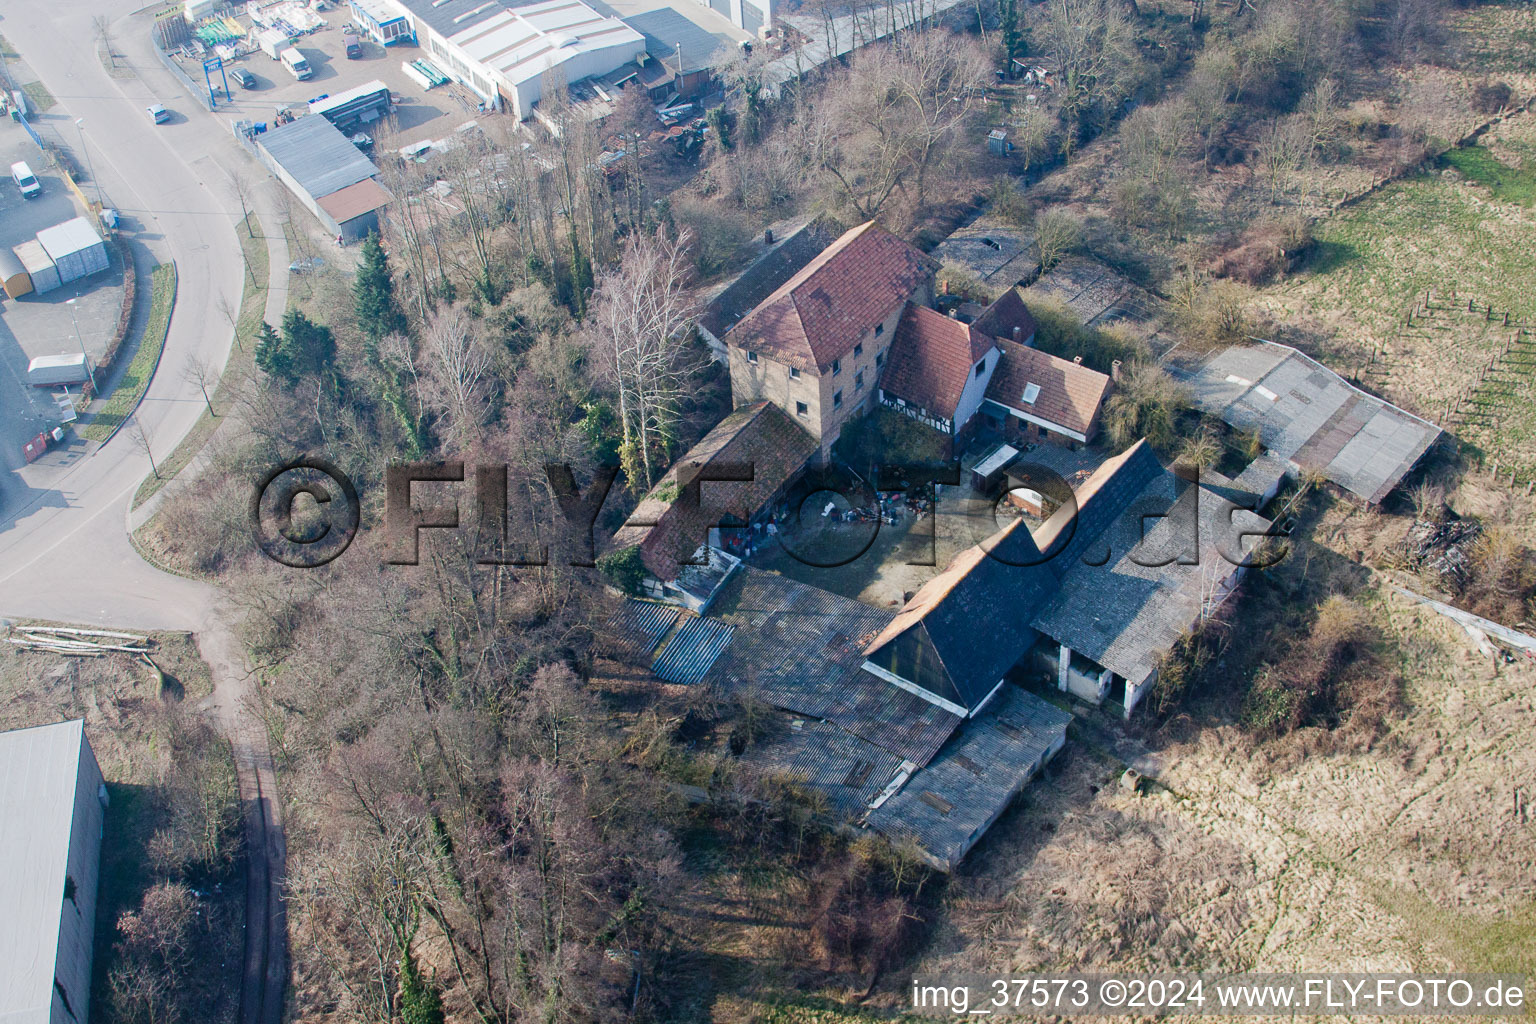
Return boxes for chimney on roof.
[1111,359,1123,382]
[940,278,949,295]
[1073,356,1083,364]
[764,228,774,244]
[1012,326,1021,342]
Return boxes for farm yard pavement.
[899,587,1535,1016]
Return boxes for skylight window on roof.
[1022,382,1041,404]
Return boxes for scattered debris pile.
[5,624,152,657]
[1403,510,1482,590]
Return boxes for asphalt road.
[0,7,289,1024]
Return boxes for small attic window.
[975,358,986,377]
[789,366,800,379]
[1022,382,1041,404]
[747,350,758,363]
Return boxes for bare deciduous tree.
[588,226,702,489]
[184,355,218,416]
[128,414,158,478]
[422,307,494,451]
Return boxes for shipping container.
[37,218,109,286]
[14,240,59,294]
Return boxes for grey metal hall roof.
[393,0,507,36]
[1177,341,1441,504]
[619,7,733,72]
[0,719,99,1024]
[257,114,382,201]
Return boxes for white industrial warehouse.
[0,719,108,1024]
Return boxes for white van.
[10,161,39,199]
[280,47,313,81]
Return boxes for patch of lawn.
[82,262,177,442]
[1442,145,1536,206]
[134,215,269,508]
[19,80,55,113]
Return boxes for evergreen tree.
[255,311,336,387]
[353,230,409,346]
[398,951,445,1024]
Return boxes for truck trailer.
[27,353,89,388]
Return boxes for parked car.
[349,132,373,151]
[147,104,170,124]
[11,160,40,199]
[343,32,362,59]
[231,68,257,89]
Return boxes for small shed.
[37,218,109,286]
[970,443,1019,492]
[0,247,32,298]
[1005,486,1047,518]
[14,240,59,294]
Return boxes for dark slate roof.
[1028,446,1273,686]
[704,567,964,767]
[879,304,996,423]
[863,518,1060,713]
[610,402,817,582]
[738,719,906,821]
[257,115,381,200]
[725,222,937,372]
[983,337,1111,440]
[698,222,834,340]
[933,226,1039,286]
[970,287,1039,344]
[866,685,1071,871]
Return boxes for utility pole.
[74,118,101,207]
[66,296,94,382]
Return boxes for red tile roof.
[725,222,937,372]
[611,402,818,581]
[879,304,996,422]
[984,338,1112,440]
[315,177,393,225]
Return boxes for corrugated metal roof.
[0,720,98,1022]
[1179,342,1440,504]
[257,115,382,200]
[866,686,1070,870]
[703,568,963,766]
[606,599,681,659]
[316,178,394,223]
[395,0,505,36]
[450,0,644,88]
[651,614,734,684]
[739,719,906,821]
[622,7,734,73]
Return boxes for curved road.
[0,6,289,1024]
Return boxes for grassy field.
[19,79,55,114]
[1256,131,1536,476]
[82,262,177,442]
[133,215,269,508]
